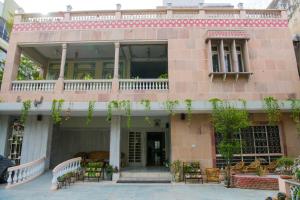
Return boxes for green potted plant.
[112,167,119,181]
[171,160,182,182]
[105,164,113,181]
[277,157,294,178]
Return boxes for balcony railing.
[119,79,169,91]
[17,8,285,23]
[11,80,56,92]
[64,80,112,91]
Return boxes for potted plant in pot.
[277,157,294,179]
[171,160,182,182]
[105,164,113,181]
[112,167,119,181]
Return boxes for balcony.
[3,43,169,96]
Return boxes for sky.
[13,0,273,14]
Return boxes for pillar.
[20,116,53,169]
[109,116,121,169]
[231,40,239,72]
[59,43,67,79]
[207,39,213,72]
[0,43,21,92]
[113,42,120,79]
[219,40,226,72]
[0,116,10,156]
[243,40,251,72]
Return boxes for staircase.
[117,167,172,183]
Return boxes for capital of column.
[62,43,67,50]
[114,42,120,49]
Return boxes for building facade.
[0,5,300,176]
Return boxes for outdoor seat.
[183,161,203,184]
[243,160,261,173]
[205,168,221,183]
[266,160,278,173]
[84,162,104,182]
[230,161,245,174]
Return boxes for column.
[219,40,226,72]
[20,116,53,169]
[59,43,67,79]
[113,42,120,79]
[0,116,9,156]
[231,40,239,72]
[109,116,121,169]
[207,39,213,73]
[243,40,250,72]
[0,43,21,93]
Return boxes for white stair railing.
[119,79,169,91]
[51,157,82,190]
[6,157,46,189]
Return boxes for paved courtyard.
[0,172,277,200]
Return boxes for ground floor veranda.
[1,112,300,173]
[0,171,277,200]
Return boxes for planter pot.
[112,173,120,181]
[280,175,293,179]
[104,173,112,181]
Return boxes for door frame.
[127,128,166,167]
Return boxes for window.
[211,46,220,72]
[46,63,68,80]
[236,46,245,72]
[224,46,232,72]
[8,122,24,166]
[102,62,125,79]
[215,125,283,168]
[73,62,96,79]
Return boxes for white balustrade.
[18,9,284,23]
[119,79,169,91]
[6,157,46,189]
[12,80,56,92]
[64,80,112,91]
[51,157,82,190]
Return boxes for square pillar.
[21,116,53,169]
[207,39,213,73]
[109,116,121,169]
[1,43,21,92]
[0,116,10,156]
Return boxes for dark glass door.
[147,132,165,166]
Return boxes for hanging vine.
[52,99,64,124]
[164,100,179,116]
[185,99,192,124]
[120,100,131,128]
[263,97,281,125]
[86,101,96,125]
[289,99,300,134]
[106,100,119,122]
[141,99,152,125]
[20,100,32,124]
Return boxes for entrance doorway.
[146,132,165,166]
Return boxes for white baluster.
[7,171,12,186]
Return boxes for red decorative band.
[13,19,288,32]
[207,30,250,39]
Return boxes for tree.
[17,55,40,80]
[210,99,250,188]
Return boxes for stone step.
[117,177,171,184]
[120,171,172,179]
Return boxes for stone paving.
[0,172,277,200]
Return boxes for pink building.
[0,4,299,184]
